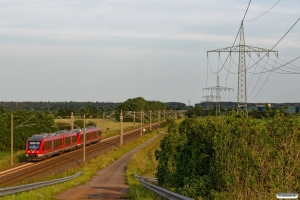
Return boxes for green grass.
[1,128,167,200]
[0,151,27,170]
[125,131,165,200]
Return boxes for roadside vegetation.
[126,131,164,200]
[156,112,300,199]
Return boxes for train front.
[26,135,44,161]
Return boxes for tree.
[0,106,5,114]
[0,111,57,152]
[116,97,166,112]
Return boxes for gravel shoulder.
[55,134,160,200]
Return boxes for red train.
[26,126,101,161]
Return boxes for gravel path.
[55,134,160,200]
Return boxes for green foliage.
[187,106,206,117]
[56,122,71,130]
[159,119,175,128]
[0,111,57,152]
[156,113,300,199]
[0,105,5,114]
[73,120,96,128]
[116,97,166,112]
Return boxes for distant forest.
[0,100,298,116]
[0,100,188,117]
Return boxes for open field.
[54,118,138,132]
[54,118,144,139]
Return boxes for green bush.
[155,112,300,199]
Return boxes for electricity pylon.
[202,94,214,110]
[207,21,278,116]
[203,75,233,115]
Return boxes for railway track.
[0,123,159,187]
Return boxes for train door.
[52,140,54,153]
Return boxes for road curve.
[55,133,161,200]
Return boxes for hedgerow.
[155,112,300,199]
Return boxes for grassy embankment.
[1,126,167,200]
[126,132,164,200]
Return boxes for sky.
[0,0,299,105]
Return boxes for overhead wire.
[247,17,300,71]
[249,57,279,102]
[209,0,252,75]
[249,55,300,73]
[248,56,270,98]
[206,0,254,104]
[244,17,300,102]
[245,0,281,21]
[248,56,300,74]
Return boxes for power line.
[245,0,280,21]
[249,57,279,102]
[247,17,300,71]
[242,0,252,21]
[248,56,300,74]
[249,55,300,73]
[248,56,270,97]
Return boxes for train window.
[28,141,40,150]
[66,137,71,145]
[43,142,49,150]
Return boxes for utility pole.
[83,114,86,163]
[133,110,136,128]
[158,110,160,125]
[71,112,74,129]
[11,114,35,166]
[207,21,278,116]
[140,111,143,136]
[150,110,152,131]
[11,114,13,166]
[120,110,123,146]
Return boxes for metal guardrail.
[134,172,194,200]
[134,172,158,182]
[0,171,83,197]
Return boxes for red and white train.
[26,126,101,161]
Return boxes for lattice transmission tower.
[201,93,214,111]
[207,21,278,116]
[203,75,233,115]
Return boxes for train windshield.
[28,141,40,150]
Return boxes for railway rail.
[0,123,159,187]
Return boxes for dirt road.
[56,134,160,200]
